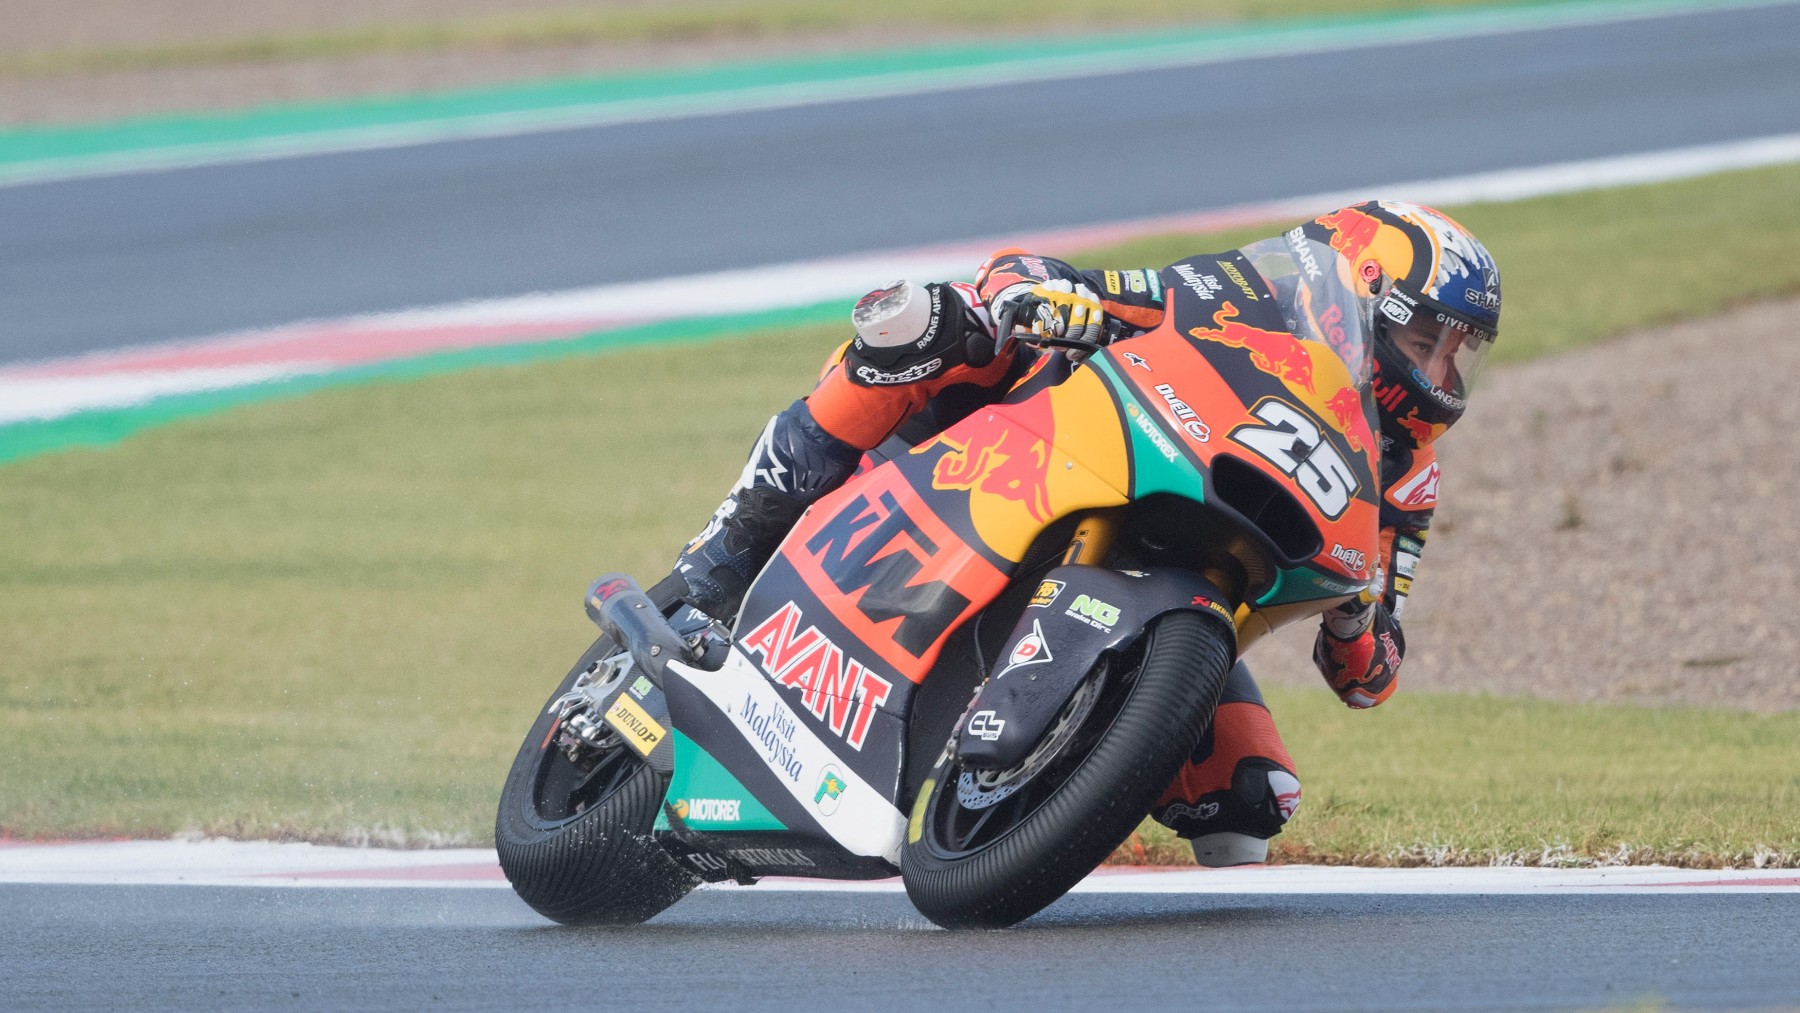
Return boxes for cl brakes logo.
[966,710,1006,742]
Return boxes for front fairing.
[1095,244,1384,609]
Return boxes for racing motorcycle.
[494,228,1384,929]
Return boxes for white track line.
[1,840,1795,893]
[6,133,1800,430]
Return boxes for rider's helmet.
[1300,201,1501,450]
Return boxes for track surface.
[5,884,1799,1010]
[5,3,1800,364]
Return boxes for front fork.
[1062,508,1121,566]
[1061,508,1244,615]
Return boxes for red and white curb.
[6,134,1799,430]
[2,839,1795,893]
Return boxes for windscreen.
[1239,230,1377,390]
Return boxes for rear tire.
[494,637,698,925]
[901,611,1232,929]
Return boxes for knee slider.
[1153,758,1301,842]
[1230,757,1302,834]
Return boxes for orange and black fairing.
[1066,251,1382,622]
[725,358,1135,796]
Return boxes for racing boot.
[650,399,860,623]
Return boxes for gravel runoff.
[1247,297,1800,713]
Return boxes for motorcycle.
[494,227,1384,929]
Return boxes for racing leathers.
[654,250,1437,865]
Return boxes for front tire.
[494,638,698,925]
[901,611,1232,929]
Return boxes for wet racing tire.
[494,637,698,925]
[901,611,1232,929]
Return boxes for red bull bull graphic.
[1398,406,1450,447]
[1325,386,1369,454]
[1316,206,1384,263]
[1188,301,1315,393]
[925,407,1056,524]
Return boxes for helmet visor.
[1376,292,1494,407]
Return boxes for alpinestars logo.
[1391,461,1441,507]
[856,357,943,386]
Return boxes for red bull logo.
[928,410,1055,523]
[1316,206,1384,263]
[1325,386,1369,453]
[1398,407,1450,447]
[1188,301,1315,393]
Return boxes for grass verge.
[4,162,1800,859]
[1,0,1533,78]
[1125,689,1800,868]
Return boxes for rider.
[648,200,1502,867]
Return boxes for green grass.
[1129,690,1800,867]
[5,162,1800,858]
[0,0,1554,78]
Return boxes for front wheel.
[494,637,698,925]
[901,611,1232,929]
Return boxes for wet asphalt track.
[5,3,1800,363]
[5,884,1799,1010]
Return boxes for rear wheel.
[494,638,698,925]
[901,611,1232,929]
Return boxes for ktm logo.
[804,491,971,657]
